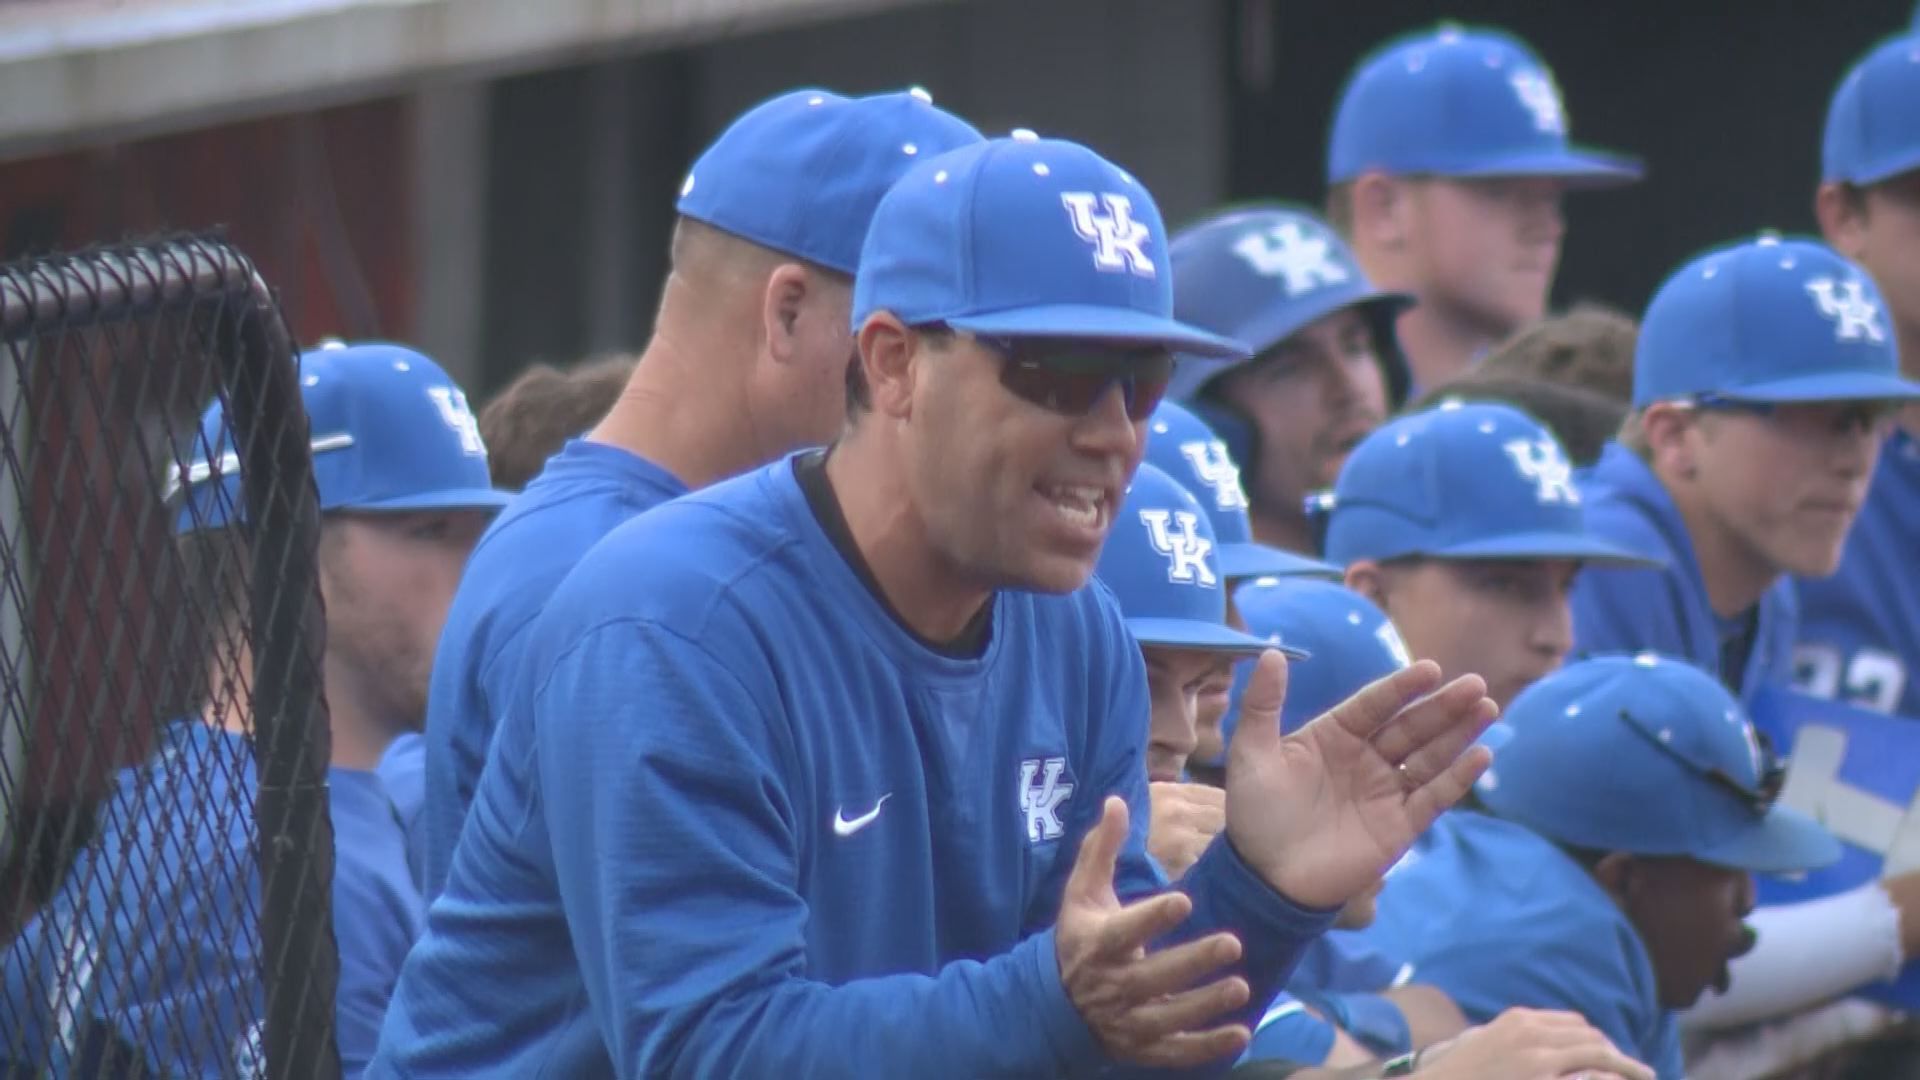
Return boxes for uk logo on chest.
[1019,757,1076,843]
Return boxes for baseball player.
[1231,578,1469,1071]
[1358,655,1841,1079]
[418,87,982,896]
[1315,401,1660,711]
[1141,399,1337,782]
[0,343,508,1078]
[1797,33,1920,723]
[1325,24,1641,393]
[1570,236,1919,698]
[1168,206,1411,557]
[1094,462,1293,791]
[371,133,1499,1078]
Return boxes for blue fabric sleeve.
[1243,993,1337,1066]
[1570,564,1684,661]
[535,619,1102,1079]
[1296,990,1411,1057]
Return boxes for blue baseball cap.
[1477,654,1840,875]
[1167,205,1413,405]
[1096,464,1300,657]
[1327,24,1641,188]
[1632,235,1920,408]
[1823,34,1920,185]
[677,87,983,276]
[172,342,511,533]
[1318,401,1661,568]
[1145,402,1339,581]
[853,134,1247,358]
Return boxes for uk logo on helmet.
[1231,222,1350,297]
[1139,509,1217,586]
[1805,277,1887,344]
[1178,440,1250,512]
[1061,192,1156,278]
[1502,438,1579,505]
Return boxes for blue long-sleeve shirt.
[1570,442,1796,699]
[419,439,687,896]
[0,722,423,1079]
[372,455,1336,1078]
[1356,811,1682,1079]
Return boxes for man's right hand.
[1410,1007,1654,1080]
[1057,796,1251,1068]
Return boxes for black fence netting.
[0,236,339,1079]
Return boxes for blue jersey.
[1793,430,1920,719]
[377,732,425,892]
[372,456,1334,1079]
[1356,811,1682,1079]
[0,722,423,1079]
[1571,442,1797,699]
[1284,934,1415,1057]
[420,439,686,895]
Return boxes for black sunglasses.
[1617,705,1785,817]
[967,333,1177,422]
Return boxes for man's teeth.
[1048,486,1104,528]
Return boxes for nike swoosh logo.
[832,793,891,837]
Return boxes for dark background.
[1226,0,1920,317]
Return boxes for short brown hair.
[1478,303,1639,405]
[477,353,637,490]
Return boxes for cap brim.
[1715,370,1920,404]
[1217,541,1342,581]
[1446,147,1644,189]
[1841,146,1920,187]
[1431,529,1666,569]
[949,306,1249,360]
[1170,290,1415,400]
[1126,616,1308,659]
[1694,804,1843,876]
[343,488,516,514]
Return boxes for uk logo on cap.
[1502,437,1579,505]
[1805,277,1887,344]
[1508,69,1567,134]
[1140,508,1217,586]
[1061,192,1156,277]
[1231,221,1351,296]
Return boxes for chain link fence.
[0,236,339,1079]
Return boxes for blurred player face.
[1408,177,1566,337]
[1141,646,1234,783]
[319,510,491,728]
[1822,172,1920,364]
[1607,855,1757,1009]
[1356,557,1577,709]
[1211,307,1390,524]
[908,332,1154,595]
[1679,404,1889,580]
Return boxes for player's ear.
[1814,182,1869,260]
[1349,172,1408,252]
[1589,850,1637,901]
[856,313,917,421]
[761,262,814,364]
[1639,402,1701,482]
[1344,561,1388,606]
